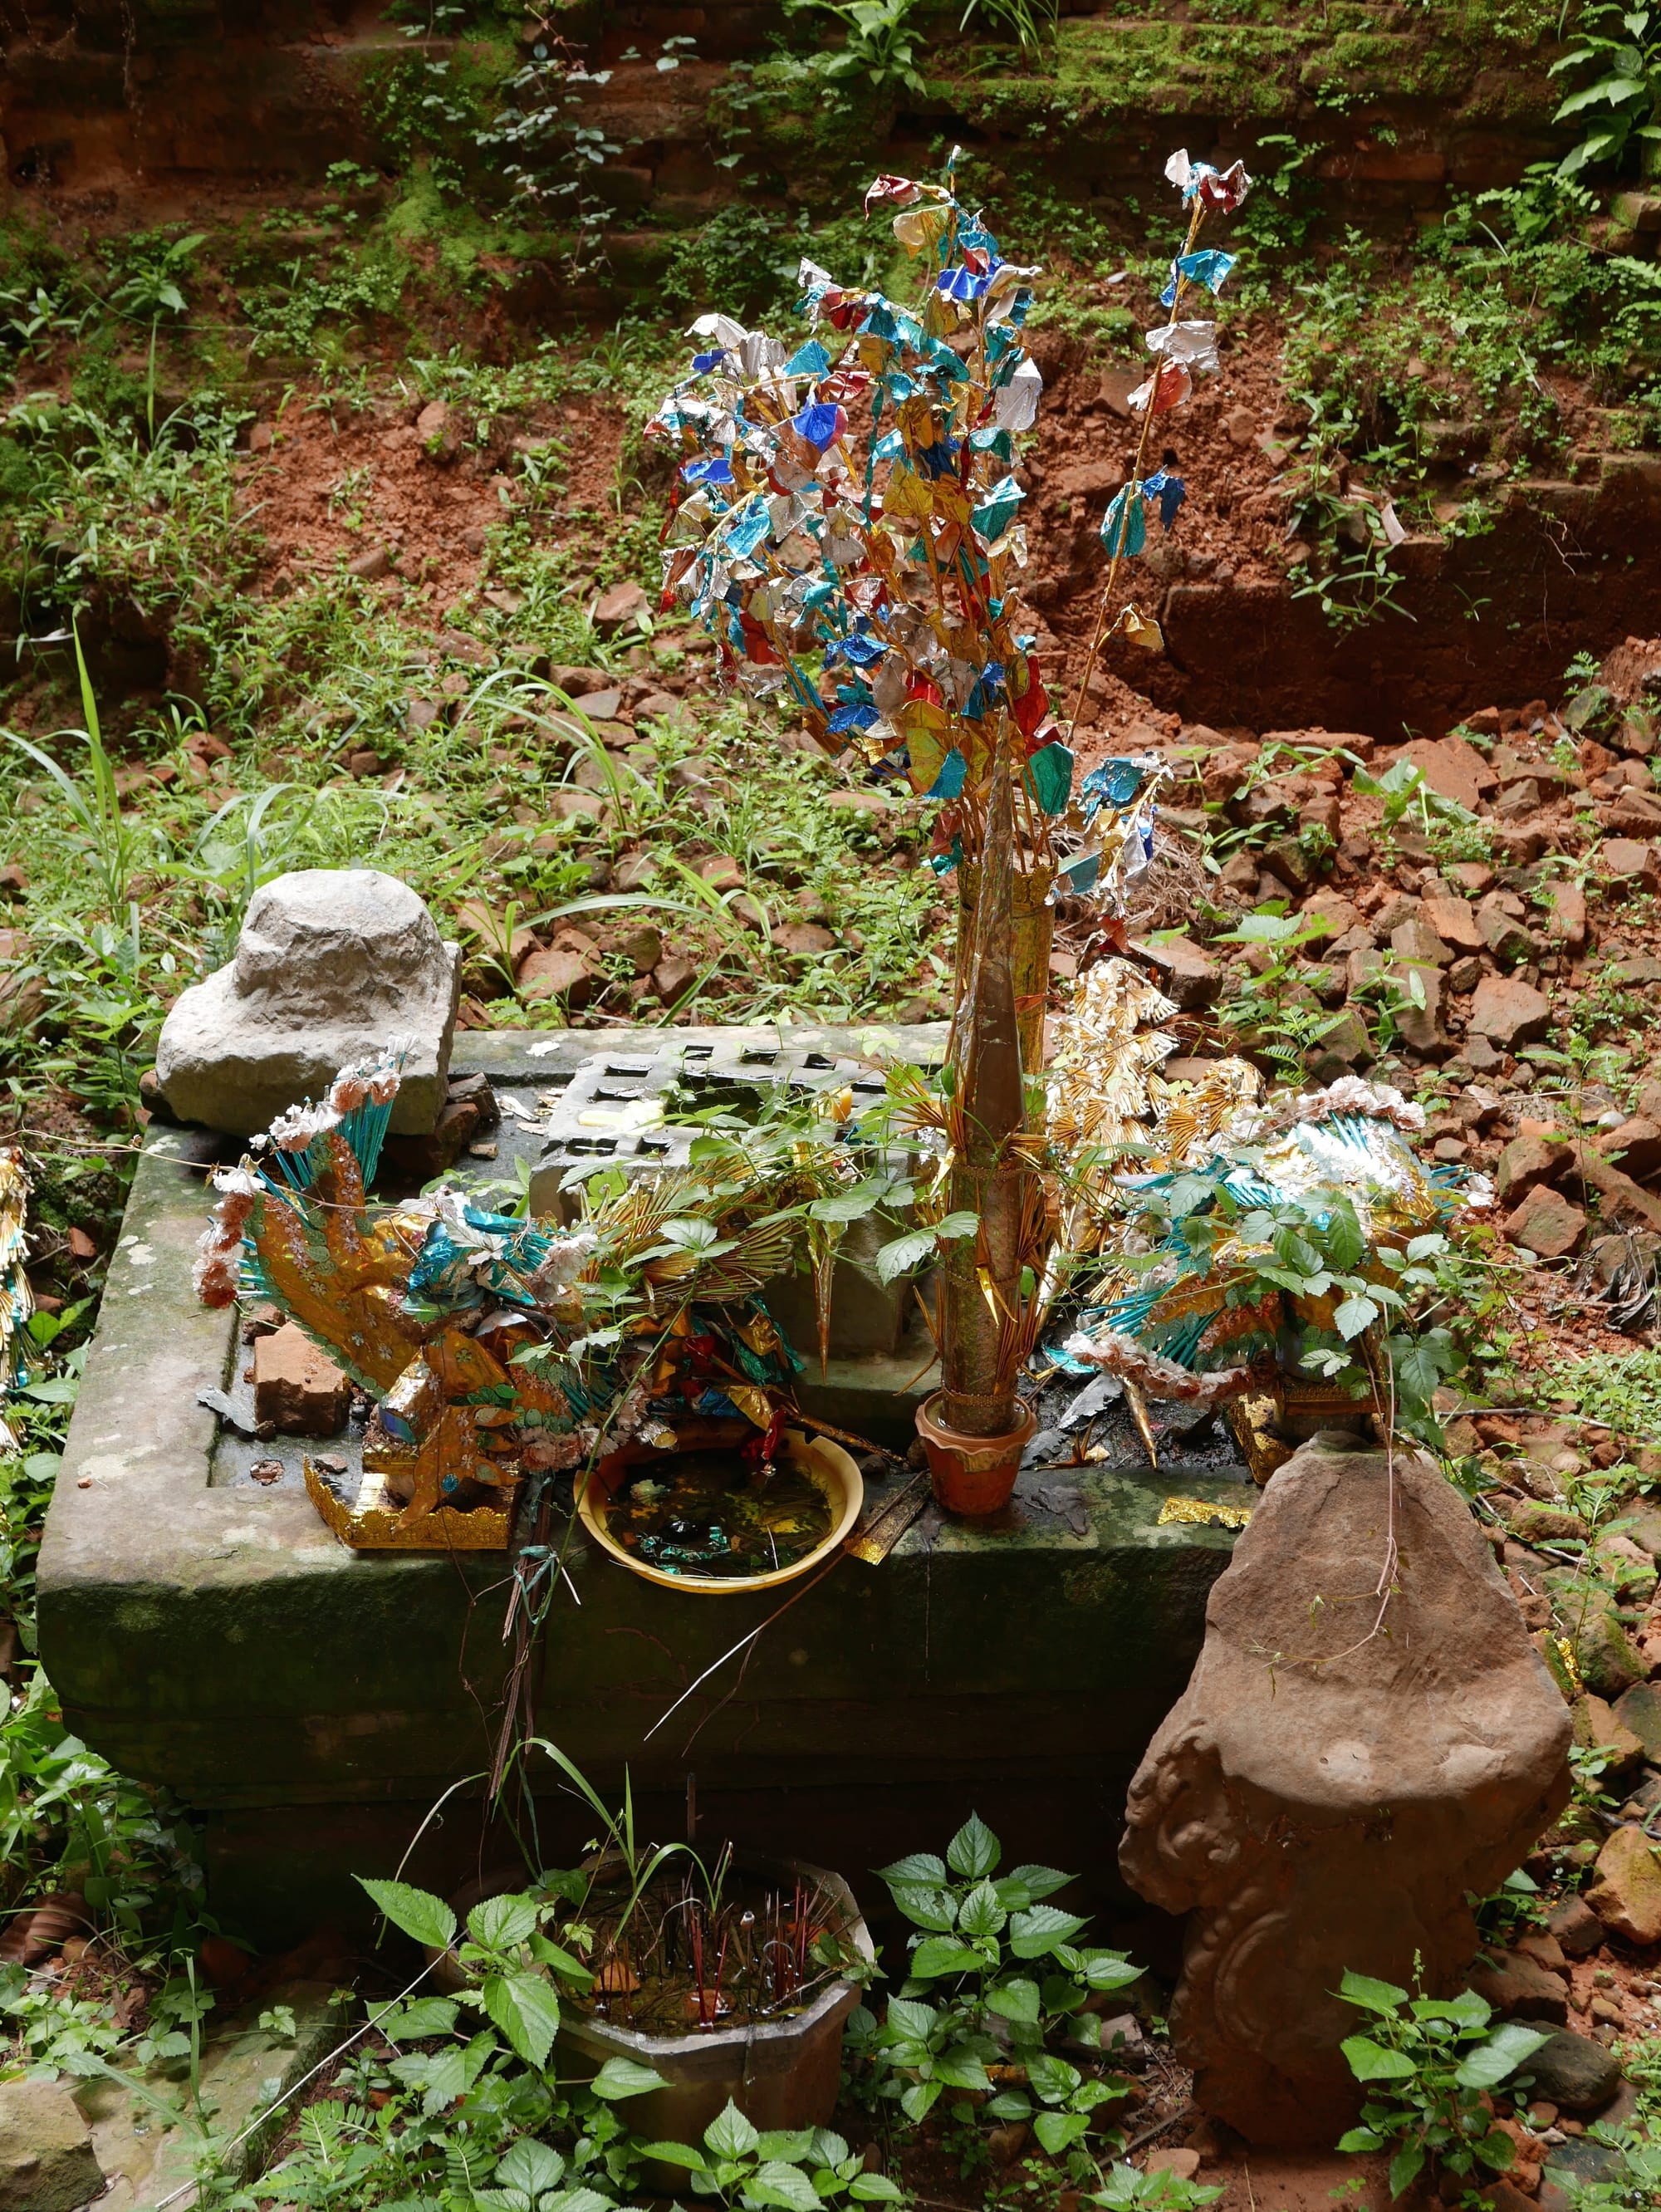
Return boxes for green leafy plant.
[959,0,1056,53]
[1552,5,1661,178]
[1537,1346,1661,1443]
[783,0,925,101]
[102,230,204,441]
[1470,1866,1546,1946]
[1335,1966,1550,2198]
[851,1814,1138,2141]
[1214,910,1343,1082]
[1089,2164,1224,2212]
[642,2101,905,2210]
[202,2018,659,2210]
[1561,2130,1661,2212]
[360,1876,591,2069]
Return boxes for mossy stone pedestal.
[38,1026,1253,1945]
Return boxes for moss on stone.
[936,3,1563,137]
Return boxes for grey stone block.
[155,869,461,1135]
[41,1023,1252,1948]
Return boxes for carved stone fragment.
[1120,1436,1572,2146]
[156,868,461,1135]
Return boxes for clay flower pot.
[915,1391,1037,1517]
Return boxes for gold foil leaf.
[1157,1494,1253,1530]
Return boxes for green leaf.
[482,1968,561,2067]
[876,1853,947,1886]
[20,1377,79,1405]
[888,1883,957,1931]
[936,1209,979,1240]
[1323,1198,1368,1273]
[932,2051,992,2092]
[707,2102,762,2161]
[849,2176,904,2200]
[909,1937,985,1979]
[551,2190,619,2212]
[809,1183,889,1224]
[528,1934,593,1984]
[957,1881,1007,1940]
[947,1813,1000,1880]
[659,1214,723,1252]
[1009,1905,1090,1959]
[745,2160,823,2212]
[419,2039,468,2114]
[985,1978,1041,2025]
[984,2092,1035,2121]
[1455,2023,1551,2090]
[1556,71,1649,119]
[590,2056,669,2100]
[1387,2141,1425,2200]
[639,2142,710,2172]
[1032,2112,1091,2155]
[497,2140,566,2198]
[1340,2034,1417,2083]
[468,1893,542,1954]
[1334,1294,1380,1341]
[1393,1331,1457,1412]
[1003,1863,1071,1901]
[1079,1953,1141,1993]
[1338,1970,1409,2013]
[899,2079,943,2122]
[1223,912,1308,944]
[756,2131,816,2164]
[884,1998,937,2041]
[358,1876,457,1952]
[377,1996,459,2043]
[874,1228,937,1284]
[1336,2129,1384,2154]
[1412,1989,1490,2028]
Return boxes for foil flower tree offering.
[647,149,1255,1480]
[644,149,1252,947]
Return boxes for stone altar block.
[39,1026,1255,1945]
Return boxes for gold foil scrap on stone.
[1157,1493,1253,1530]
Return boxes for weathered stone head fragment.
[155,869,462,1136]
[1120,1435,1572,2146]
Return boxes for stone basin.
[38,1025,1254,1944]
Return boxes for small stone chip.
[249,1458,284,1485]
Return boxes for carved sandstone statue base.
[1120,1435,1571,2145]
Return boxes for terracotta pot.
[915,1390,1037,1516]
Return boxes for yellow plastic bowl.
[576,1428,863,1595]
